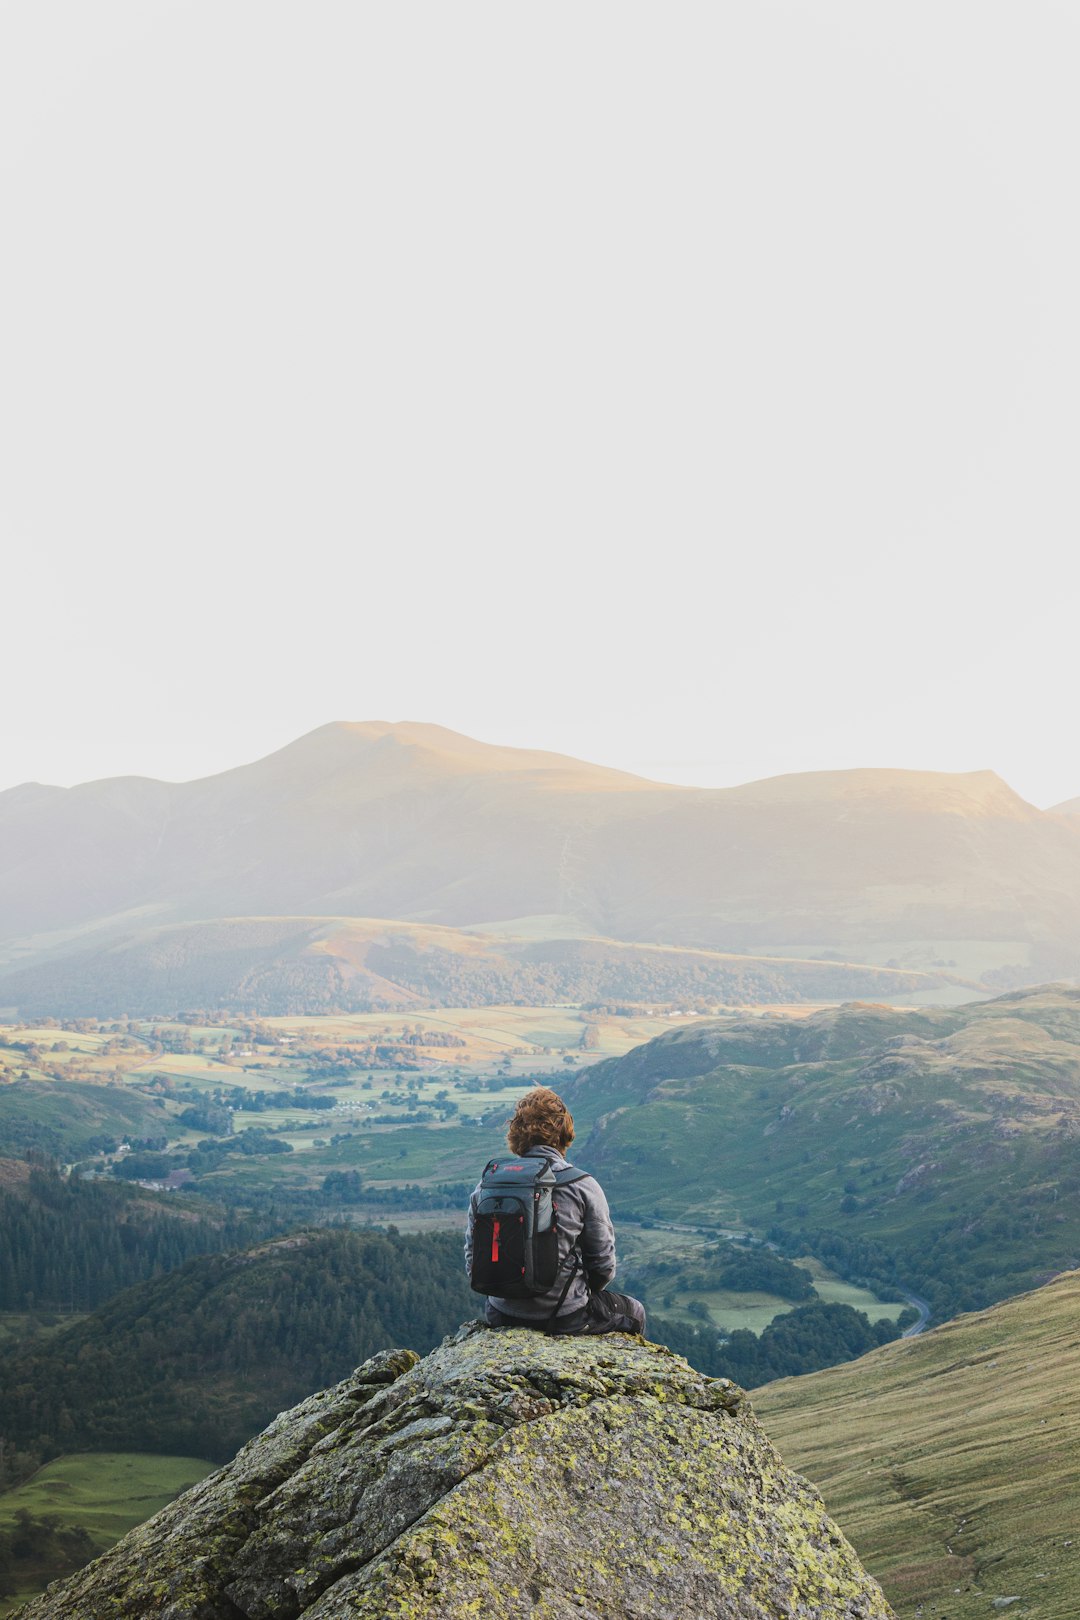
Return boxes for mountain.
[15,1325,894,1620]
[3,722,1080,1012]
[754,1267,1080,1619]
[0,722,669,945]
[566,985,1080,1319]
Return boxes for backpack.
[469,1156,590,1301]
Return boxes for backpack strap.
[541,1166,593,1332]
[553,1166,591,1186]
[542,1250,583,1333]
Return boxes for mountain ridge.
[0,721,672,799]
[4,722,1080,1006]
[0,913,959,1019]
[715,764,1033,817]
[0,723,1038,810]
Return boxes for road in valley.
[897,1288,931,1335]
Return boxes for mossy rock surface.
[16,1324,894,1619]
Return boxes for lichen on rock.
[16,1324,894,1619]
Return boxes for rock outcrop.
[18,1324,894,1619]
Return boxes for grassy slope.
[754,1268,1080,1620]
[0,1452,214,1541]
[0,1082,173,1160]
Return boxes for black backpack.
[469,1156,590,1301]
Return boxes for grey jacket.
[464,1144,617,1320]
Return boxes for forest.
[0,1227,477,1483]
[0,1169,272,1312]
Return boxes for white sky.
[1,2,1078,805]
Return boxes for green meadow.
[0,1452,214,1615]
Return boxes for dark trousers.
[487,1289,647,1337]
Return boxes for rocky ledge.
[18,1323,894,1619]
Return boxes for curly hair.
[507,1086,575,1155]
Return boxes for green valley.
[567,985,1080,1320]
[6,981,1080,1611]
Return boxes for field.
[0,1004,680,1089]
[0,1452,214,1615]
[0,1313,86,1354]
[675,1270,906,1337]
[0,1004,729,1187]
[798,1257,907,1320]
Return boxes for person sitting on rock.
[466,1086,647,1336]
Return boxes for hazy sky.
[2,3,1078,805]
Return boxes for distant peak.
[261,721,671,791]
[719,766,1037,818]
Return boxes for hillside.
[0,1080,174,1160]
[755,1268,1080,1619]
[0,1228,476,1471]
[3,722,1080,1011]
[15,1325,893,1620]
[567,985,1080,1319]
[0,914,952,1019]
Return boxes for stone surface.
[17,1325,895,1619]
